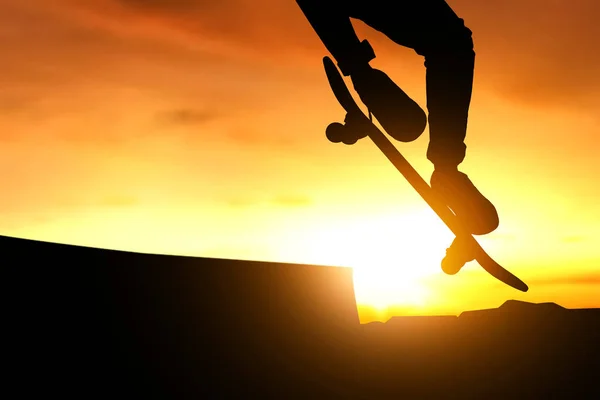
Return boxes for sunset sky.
[1,0,598,322]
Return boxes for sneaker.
[441,236,477,275]
[430,167,499,235]
[350,67,427,143]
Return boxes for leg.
[374,2,499,236]
[349,1,476,153]
[297,0,429,142]
[420,23,475,169]
[375,0,475,168]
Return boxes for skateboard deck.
[323,56,528,292]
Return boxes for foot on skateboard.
[350,65,427,143]
[430,167,499,235]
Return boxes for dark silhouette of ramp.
[4,234,599,398]
[3,234,361,398]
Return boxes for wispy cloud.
[156,108,218,126]
[225,127,298,147]
[87,0,600,110]
[451,0,600,111]
[4,0,598,122]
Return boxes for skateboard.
[322,56,528,292]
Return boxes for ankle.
[433,163,459,174]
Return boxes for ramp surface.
[5,234,599,398]
[3,235,361,397]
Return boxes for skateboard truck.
[325,109,374,145]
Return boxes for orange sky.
[1,0,599,322]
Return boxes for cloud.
[450,0,600,111]
[111,0,248,13]
[72,0,319,58]
[0,1,315,147]
[157,108,218,126]
[2,0,598,148]
[78,0,600,113]
[224,127,298,147]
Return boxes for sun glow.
[276,206,455,311]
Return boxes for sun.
[277,206,454,311]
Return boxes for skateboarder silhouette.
[297,0,500,272]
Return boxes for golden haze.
[1,0,598,323]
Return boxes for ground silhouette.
[4,235,599,398]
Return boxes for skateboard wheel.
[341,136,358,145]
[326,122,345,143]
[441,256,462,275]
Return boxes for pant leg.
[419,17,475,169]
[351,0,475,168]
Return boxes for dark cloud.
[115,0,215,12]
[154,109,302,147]
[3,0,599,142]
[157,108,217,126]
[24,1,598,107]
[0,3,248,145]
[77,0,320,57]
[84,0,600,113]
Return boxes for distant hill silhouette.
[4,235,599,398]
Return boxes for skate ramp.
[5,233,600,398]
[3,234,361,397]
